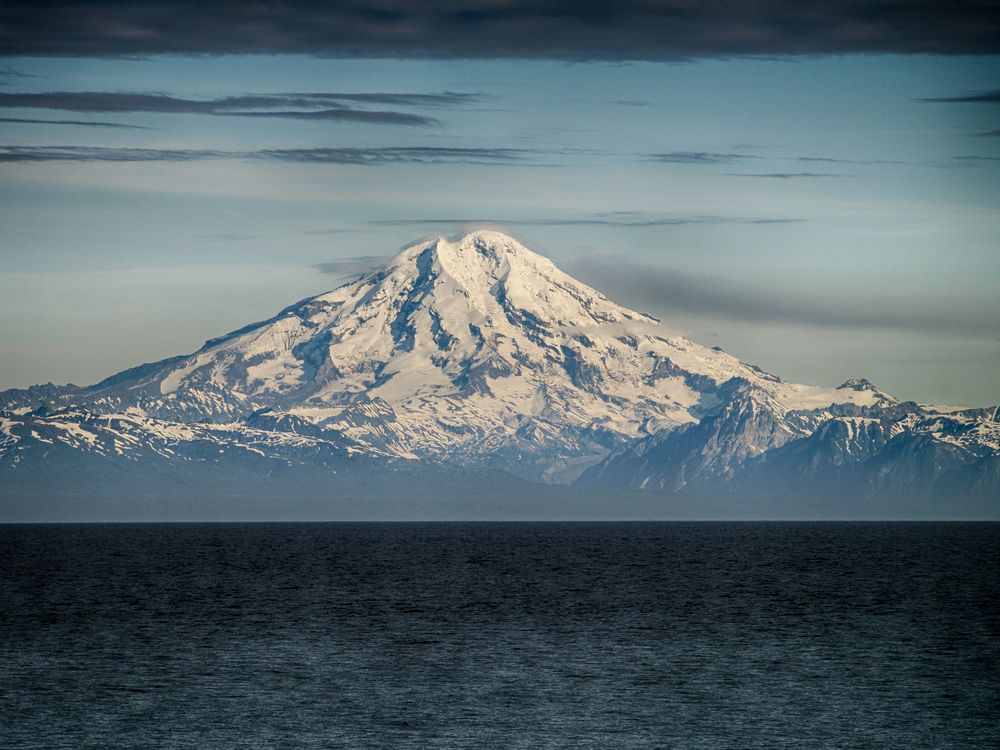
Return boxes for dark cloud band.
[1,1,995,58]
[0,91,479,127]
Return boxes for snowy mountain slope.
[0,231,891,481]
[0,406,372,470]
[1,230,997,513]
[582,394,999,504]
[579,383,806,491]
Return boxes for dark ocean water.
[1,522,997,749]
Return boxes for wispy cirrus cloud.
[650,152,757,164]
[650,151,910,167]
[202,228,356,243]
[0,117,152,129]
[725,172,855,179]
[256,147,526,164]
[220,109,434,125]
[793,156,910,166]
[0,145,529,165]
[0,146,221,163]
[2,1,996,58]
[370,212,798,229]
[210,215,798,246]
[0,91,481,127]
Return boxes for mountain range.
[2,231,997,519]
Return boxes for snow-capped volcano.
[4,231,888,480]
[1,230,996,515]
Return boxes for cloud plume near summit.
[564,253,1000,336]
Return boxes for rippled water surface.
[1,522,997,749]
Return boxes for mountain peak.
[837,378,877,392]
[376,229,622,330]
[394,230,554,278]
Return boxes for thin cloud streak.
[221,109,436,126]
[256,147,527,165]
[0,91,479,111]
[2,1,996,57]
[919,89,1000,103]
[650,152,912,167]
[0,146,223,163]
[0,145,529,165]
[0,117,151,129]
[0,91,481,127]
[371,214,800,229]
[725,172,855,179]
[314,257,390,277]
[793,156,911,166]
[650,152,757,164]
[201,228,356,243]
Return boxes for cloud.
[792,156,909,166]
[201,228,355,242]
[0,91,481,127]
[919,89,1000,104]
[1,1,995,58]
[0,146,221,163]
[0,117,151,129]
[725,172,855,178]
[256,147,527,165]
[295,92,477,107]
[970,129,1000,137]
[220,109,435,126]
[313,257,388,277]
[650,152,910,167]
[371,213,799,228]
[650,152,758,164]
[564,253,999,336]
[0,145,528,165]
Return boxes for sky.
[1,2,998,407]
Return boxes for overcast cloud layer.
[2,1,997,58]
